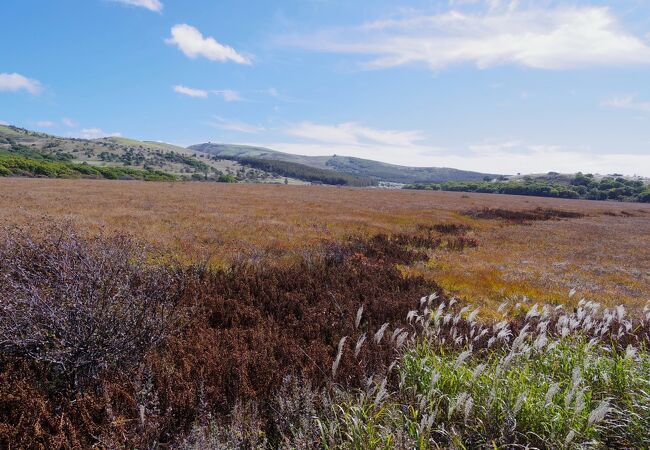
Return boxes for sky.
[2,0,650,176]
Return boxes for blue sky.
[2,0,650,175]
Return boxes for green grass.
[318,300,650,449]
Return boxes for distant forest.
[405,173,650,203]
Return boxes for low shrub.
[0,227,187,393]
[0,227,440,448]
[464,207,585,223]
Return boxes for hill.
[190,143,498,183]
[0,125,304,183]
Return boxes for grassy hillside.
[0,125,305,184]
[191,143,498,183]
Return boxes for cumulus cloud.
[166,24,251,64]
[283,5,650,70]
[208,117,265,134]
[110,0,163,12]
[602,95,650,113]
[174,85,209,98]
[0,73,42,95]
[74,128,122,140]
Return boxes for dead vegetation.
[463,207,586,223]
[0,179,649,448]
[0,226,442,448]
[0,179,648,308]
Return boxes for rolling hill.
[0,125,306,183]
[1,125,499,185]
[190,143,498,184]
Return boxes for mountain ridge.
[190,143,498,184]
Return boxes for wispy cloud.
[73,128,122,139]
[212,89,243,102]
[0,120,8,126]
[36,121,55,128]
[265,121,439,166]
[0,73,42,95]
[283,5,650,71]
[174,85,209,98]
[110,0,163,12]
[208,117,265,134]
[174,85,243,101]
[166,24,252,64]
[458,140,650,176]
[266,135,650,176]
[602,94,650,113]
[62,118,78,128]
[286,122,426,147]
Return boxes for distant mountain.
[190,143,498,184]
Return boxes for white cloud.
[267,121,441,166]
[110,0,163,12]
[451,141,650,176]
[0,73,42,95]
[74,128,122,139]
[62,118,78,128]
[602,95,650,113]
[262,87,299,103]
[0,120,8,126]
[174,85,209,98]
[212,89,243,102]
[286,122,426,147]
[284,5,650,70]
[36,121,55,128]
[174,85,243,101]
[166,24,252,64]
[208,117,265,134]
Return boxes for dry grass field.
[1,178,648,311]
[2,178,650,448]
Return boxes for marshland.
[4,1,650,448]
[0,179,648,448]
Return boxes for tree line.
[404,173,650,203]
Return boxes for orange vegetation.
[1,178,648,310]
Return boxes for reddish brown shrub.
[463,207,585,223]
[0,229,441,448]
[148,237,441,445]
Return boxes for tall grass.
[319,297,650,449]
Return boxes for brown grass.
[0,178,648,309]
